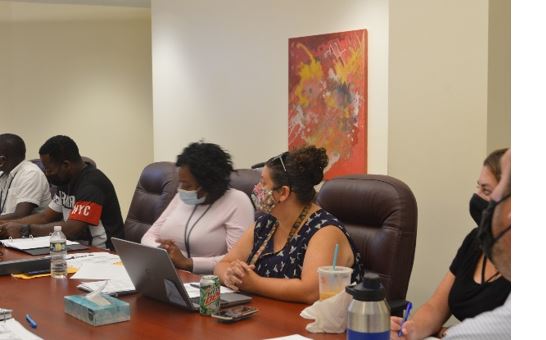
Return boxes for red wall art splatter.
[288,29,368,179]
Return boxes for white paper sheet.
[70,263,131,281]
[66,252,120,270]
[263,335,312,340]
[0,236,78,250]
[77,279,136,295]
[0,318,43,340]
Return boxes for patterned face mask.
[251,183,278,214]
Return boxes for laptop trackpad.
[164,279,185,306]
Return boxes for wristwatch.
[20,224,31,238]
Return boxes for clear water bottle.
[50,225,67,279]
[345,273,390,340]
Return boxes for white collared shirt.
[444,294,511,340]
[0,160,51,215]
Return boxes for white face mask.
[178,188,206,205]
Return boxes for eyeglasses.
[268,152,288,172]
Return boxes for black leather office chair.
[123,162,179,243]
[316,174,418,316]
[123,163,261,243]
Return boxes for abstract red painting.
[288,29,367,179]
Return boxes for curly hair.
[176,142,234,204]
[483,148,508,182]
[266,145,328,203]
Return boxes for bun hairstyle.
[266,145,329,203]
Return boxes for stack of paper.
[77,280,136,296]
[66,252,121,270]
[0,236,79,250]
[0,308,12,321]
[0,318,42,340]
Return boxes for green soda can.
[199,275,220,315]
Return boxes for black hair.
[266,145,328,203]
[0,133,26,159]
[39,135,82,163]
[176,142,234,203]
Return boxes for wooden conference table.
[0,247,345,340]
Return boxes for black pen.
[190,283,200,288]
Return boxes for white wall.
[152,0,389,172]
[0,1,153,217]
[487,0,511,152]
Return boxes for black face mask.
[47,175,70,187]
[477,193,511,261]
[469,193,489,225]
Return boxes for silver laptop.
[111,238,251,311]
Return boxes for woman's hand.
[157,239,193,271]
[222,260,255,291]
[390,316,417,340]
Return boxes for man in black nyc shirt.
[0,135,124,250]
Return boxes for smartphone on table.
[211,306,258,322]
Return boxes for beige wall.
[2,0,511,319]
[389,0,509,311]
[151,0,390,172]
[0,2,153,217]
[152,0,510,313]
[487,0,511,152]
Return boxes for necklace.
[248,203,311,266]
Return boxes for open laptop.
[111,237,251,311]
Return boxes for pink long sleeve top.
[141,188,254,274]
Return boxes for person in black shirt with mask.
[390,148,510,339]
[0,135,124,250]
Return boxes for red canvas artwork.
[288,29,368,179]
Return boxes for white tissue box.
[64,294,130,326]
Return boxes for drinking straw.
[332,243,339,270]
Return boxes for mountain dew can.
[199,275,220,315]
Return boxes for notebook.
[111,238,252,311]
[0,236,89,255]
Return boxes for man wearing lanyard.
[0,133,51,221]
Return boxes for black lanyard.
[184,203,213,259]
[0,173,16,214]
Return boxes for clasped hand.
[0,222,23,239]
[223,259,255,291]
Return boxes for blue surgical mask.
[178,188,206,205]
